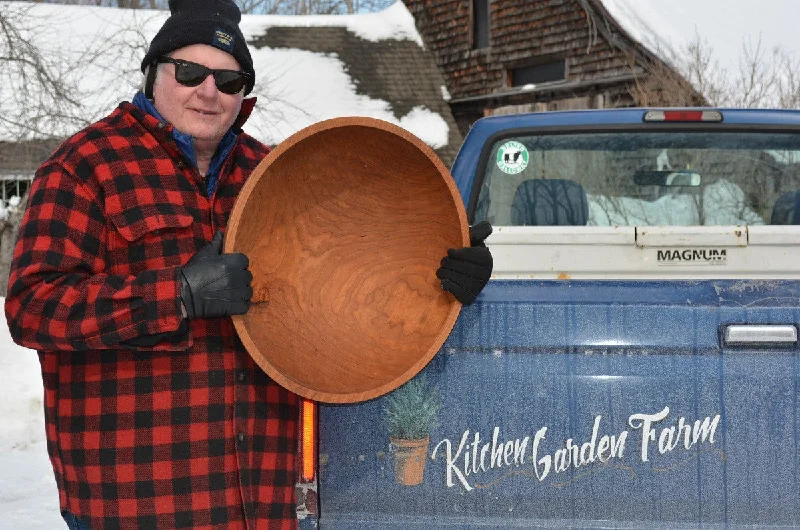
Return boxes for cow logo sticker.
[496,141,529,174]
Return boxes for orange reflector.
[301,399,316,481]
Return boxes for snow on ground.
[0,300,62,528]
[0,442,61,528]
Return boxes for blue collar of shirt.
[132,91,237,196]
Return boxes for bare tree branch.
[31,0,394,14]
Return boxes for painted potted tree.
[384,375,441,486]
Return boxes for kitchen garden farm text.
[431,407,720,491]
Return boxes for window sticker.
[496,141,529,174]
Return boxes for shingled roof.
[250,25,462,164]
[0,140,62,178]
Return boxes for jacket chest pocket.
[107,205,198,274]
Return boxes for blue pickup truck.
[297,108,800,529]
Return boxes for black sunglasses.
[156,57,250,95]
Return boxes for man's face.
[152,44,245,148]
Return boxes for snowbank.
[0,298,61,526]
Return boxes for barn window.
[472,0,490,49]
[0,173,32,208]
[511,59,567,86]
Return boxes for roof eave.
[449,73,641,105]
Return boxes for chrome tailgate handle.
[723,325,798,347]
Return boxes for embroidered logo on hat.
[213,29,234,52]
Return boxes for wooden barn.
[403,0,704,135]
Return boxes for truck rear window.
[473,131,800,226]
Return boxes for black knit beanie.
[141,0,255,95]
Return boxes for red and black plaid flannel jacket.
[5,101,299,529]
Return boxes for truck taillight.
[643,110,723,123]
[300,398,317,481]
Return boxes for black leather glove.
[180,231,253,319]
[437,220,493,305]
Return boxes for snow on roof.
[239,2,423,46]
[0,1,448,150]
[598,0,800,83]
[595,0,681,60]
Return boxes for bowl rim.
[224,116,469,403]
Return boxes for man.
[5,0,492,528]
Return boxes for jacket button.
[237,432,245,443]
[177,161,185,169]
[237,371,246,383]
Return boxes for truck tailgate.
[317,280,800,528]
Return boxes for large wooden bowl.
[224,117,468,403]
